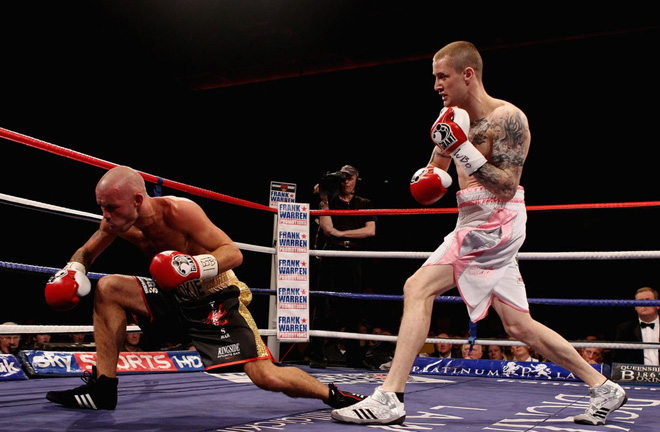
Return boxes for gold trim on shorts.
[202,270,269,359]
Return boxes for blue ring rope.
[4,260,659,308]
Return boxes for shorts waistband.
[456,186,525,209]
[202,270,240,294]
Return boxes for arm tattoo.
[489,112,527,169]
[473,110,529,199]
[469,118,490,146]
[430,148,450,166]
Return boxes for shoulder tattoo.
[486,111,528,170]
[469,118,490,147]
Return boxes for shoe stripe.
[354,408,377,420]
[86,394,98,410]
[74,394,86,408]
[74,394,98,410]
[594,408,609,419]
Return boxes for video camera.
[318,170,348,200]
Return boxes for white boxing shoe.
[574,380,627,426]
[331,386,406,425]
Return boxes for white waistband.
[456,186,525,209]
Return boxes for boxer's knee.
[404,266,453,302]
[95,276,117,303]
[403,276,423,300]
[503,318,536,342]
[245,361,283,392]
[95,275,137,307]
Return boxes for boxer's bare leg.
[244,359,366,408]
[244,359,329,399]
[93,275,149,378]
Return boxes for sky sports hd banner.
[17,350,204,377]
[276,202,310,342]
[0,354,28,380]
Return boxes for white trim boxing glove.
[65,262,91,296]
[410,166,453,205]
[430,107,487,176]
[149,251,219,291]
[45,262,91,311]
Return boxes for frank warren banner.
[269,181,296,209]
[276,202,310,342]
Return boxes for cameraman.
[314,164,376,311]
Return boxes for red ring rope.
[0,127,275,213]
[2,126,659,216]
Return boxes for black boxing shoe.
[326,383,367,408]
[46,366,118,410]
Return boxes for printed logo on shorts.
[138,277,159,294]
[217,343,240,359]
[172,254,198,277]
[205,301,229,326]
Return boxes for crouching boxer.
[45,165,364,410]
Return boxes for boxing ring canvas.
[2,366,659,432]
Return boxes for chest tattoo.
[469,118,490,147]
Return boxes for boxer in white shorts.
[332,40,627,427]
[424,186,528,322]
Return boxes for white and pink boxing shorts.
[423,186,528,322]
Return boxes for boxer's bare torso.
[458,101,531,194]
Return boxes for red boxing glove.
[150,251,219,291]
[430,107,487,175]
[410,166,453,205]
[45,262,91,311]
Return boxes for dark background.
[1,2,659,341]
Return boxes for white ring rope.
[0,193,273,255]
[3,192,660,260]
[1,192,101,223]
[0,324,141,334]
[1,325,658,352]
[2,194,658,353]
[313,249,660,260]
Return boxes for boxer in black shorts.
[44,166,364,411]
[133,273,272,370]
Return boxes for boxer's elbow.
[497,184,518,201]
[221,245,243,270]
[230,248,243,269]
[477,170,519,201]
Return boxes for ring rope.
[0,127,275,213]
[3,260,660,309]
[3,192,660,261]
[4,254,654,352]
[3,128,659,357]
[312,249,660,260]
[1,325,657,352]
[0,324,141,334]
[3,126,660,216]
[1,192,101,223]
[314,199,660,216]
[0,193,273,255]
